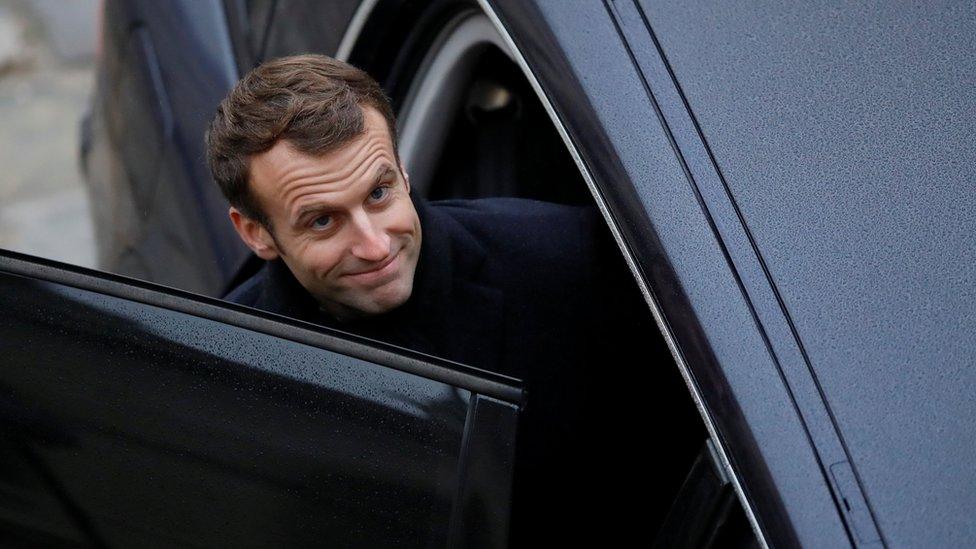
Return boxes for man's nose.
[349,212,390,262]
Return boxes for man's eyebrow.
[293,203,334,224]
[373,164,397,184]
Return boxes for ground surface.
[0,0,98,268]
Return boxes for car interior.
[394,12,590,205]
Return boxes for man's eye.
[311,215,332,229]
[369,186,389,201]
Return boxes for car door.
[0,249,519,547]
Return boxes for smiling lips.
[344,252,401,285]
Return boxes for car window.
[253,0,360,62]
[242,0,275,59]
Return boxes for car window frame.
[471,0,772,546]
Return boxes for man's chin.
[326,283,413,320]
[365,284,413,314]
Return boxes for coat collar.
[403,197,504,371]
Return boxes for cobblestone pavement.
[0,0,98,268]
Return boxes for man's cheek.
[307,240,344,271]
[389,202,419,229]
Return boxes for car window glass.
[258,0,360,61]
[241,0,275,60]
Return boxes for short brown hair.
[205,54,397,225]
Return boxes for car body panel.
[642,1,976,546]
[489,0,854,545]
[84,0,248,294]
[612,0,883,544]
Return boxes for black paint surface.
[0,267,505,546]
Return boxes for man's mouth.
[344,252,401,285]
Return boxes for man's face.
[230,107,422,321]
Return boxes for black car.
[2,0,974,546]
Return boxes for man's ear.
[229,207,280,260]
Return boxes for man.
[205,54,694,542]
[205,54,619,379]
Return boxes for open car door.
[0,250,519,547]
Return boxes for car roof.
[644,1,976,546]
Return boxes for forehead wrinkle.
[284,146,397,220]
[276,140,383,197]
[277,139,393,211]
